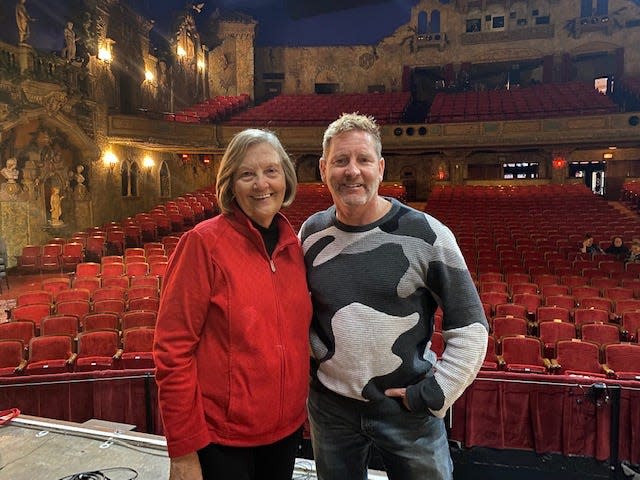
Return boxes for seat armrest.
[601,363,615,378]
[14,359,27,374]
[113,348,124,360]
[66,353,78,365]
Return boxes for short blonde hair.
[322,113,382,158]
[216,129,297,215]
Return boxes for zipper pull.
[270,259,276,272]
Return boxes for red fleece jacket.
[153,208,312,458]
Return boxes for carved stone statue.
[62,21,76,61]
[50,186,64,225]
[16,0,32,45]
[1,158,19,183]
[75,164,85,185]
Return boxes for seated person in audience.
[626,240,640,263]
[580,233,604,255]
[604,235,629,260]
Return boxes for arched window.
[430,10,441,33]
[120,161,140,197]
[121,162,129,197]
[417,11,428,34]
[130,162,139,197]
[160,161,171,198]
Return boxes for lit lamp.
[177,46,187,58]
[143,155,155,176]
[603,153,613,160]
[98,39,114,63]
[103,150,118,171]
[144,70,154,82]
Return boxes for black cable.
[57,467,138,480]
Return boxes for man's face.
[320,130,384,216]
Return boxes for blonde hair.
[322,113,382,158]
[216,129,297,215]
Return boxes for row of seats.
[0,326,155,377]
[474,334,640,379]
[164,94,251,123]
[226,92,411,126]
[16,188,218,272]
[427,81,617,123]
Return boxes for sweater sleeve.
[406,220,488,417]
[153,230,215,457]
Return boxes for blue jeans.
[308,385,453,480]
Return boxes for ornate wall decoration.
[359,52,375,70]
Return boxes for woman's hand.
[169,452,203,480]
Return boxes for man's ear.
[319,157,326,182]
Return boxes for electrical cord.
[57,467,138,480]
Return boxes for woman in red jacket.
[154,129,312,480]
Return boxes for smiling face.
[232,142,286,228]
[320,129,384,224]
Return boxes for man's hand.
[385,387,410,410]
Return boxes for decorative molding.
[461,24,554,45]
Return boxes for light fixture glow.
[603,153,613,159]
[98,47,112,62]
[143,155,155,169]
[177,46,187,57]
[103,150,118,168]
[145,70,154,82]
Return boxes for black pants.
[197,428,302,480]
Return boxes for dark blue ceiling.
[0,0,425,49]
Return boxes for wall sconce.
[103,150,118,171]
[603,153,613,160]
[98,39,114,63]
[177,46,187,58]
[143,155,155,177]
[144,70,154,82]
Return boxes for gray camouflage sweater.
[299,198,488,417]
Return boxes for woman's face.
[232,142,286,228]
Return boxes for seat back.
[11,304,52,329]
[0,321,35,348]
[573,307,610,327]
[536,306,570,323]
[77,330,120,358]
[92,286,126,302]
[491,316,528,340]
[55,300,91,319]
[555,339,603,375]
[93,299,126,314]
[603,343,640,374]
[122,327,155,353]
[75,262,101,277]
[28,335,73,363]
[121,310,156,330]
[83,312,120,332]
[17,290,53,307]
[500,335,545,370]
[40,314,80,337]
[41,277,71,294]
[0,339,25,370]
[581,323,621,346]
[55,288,91,304]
